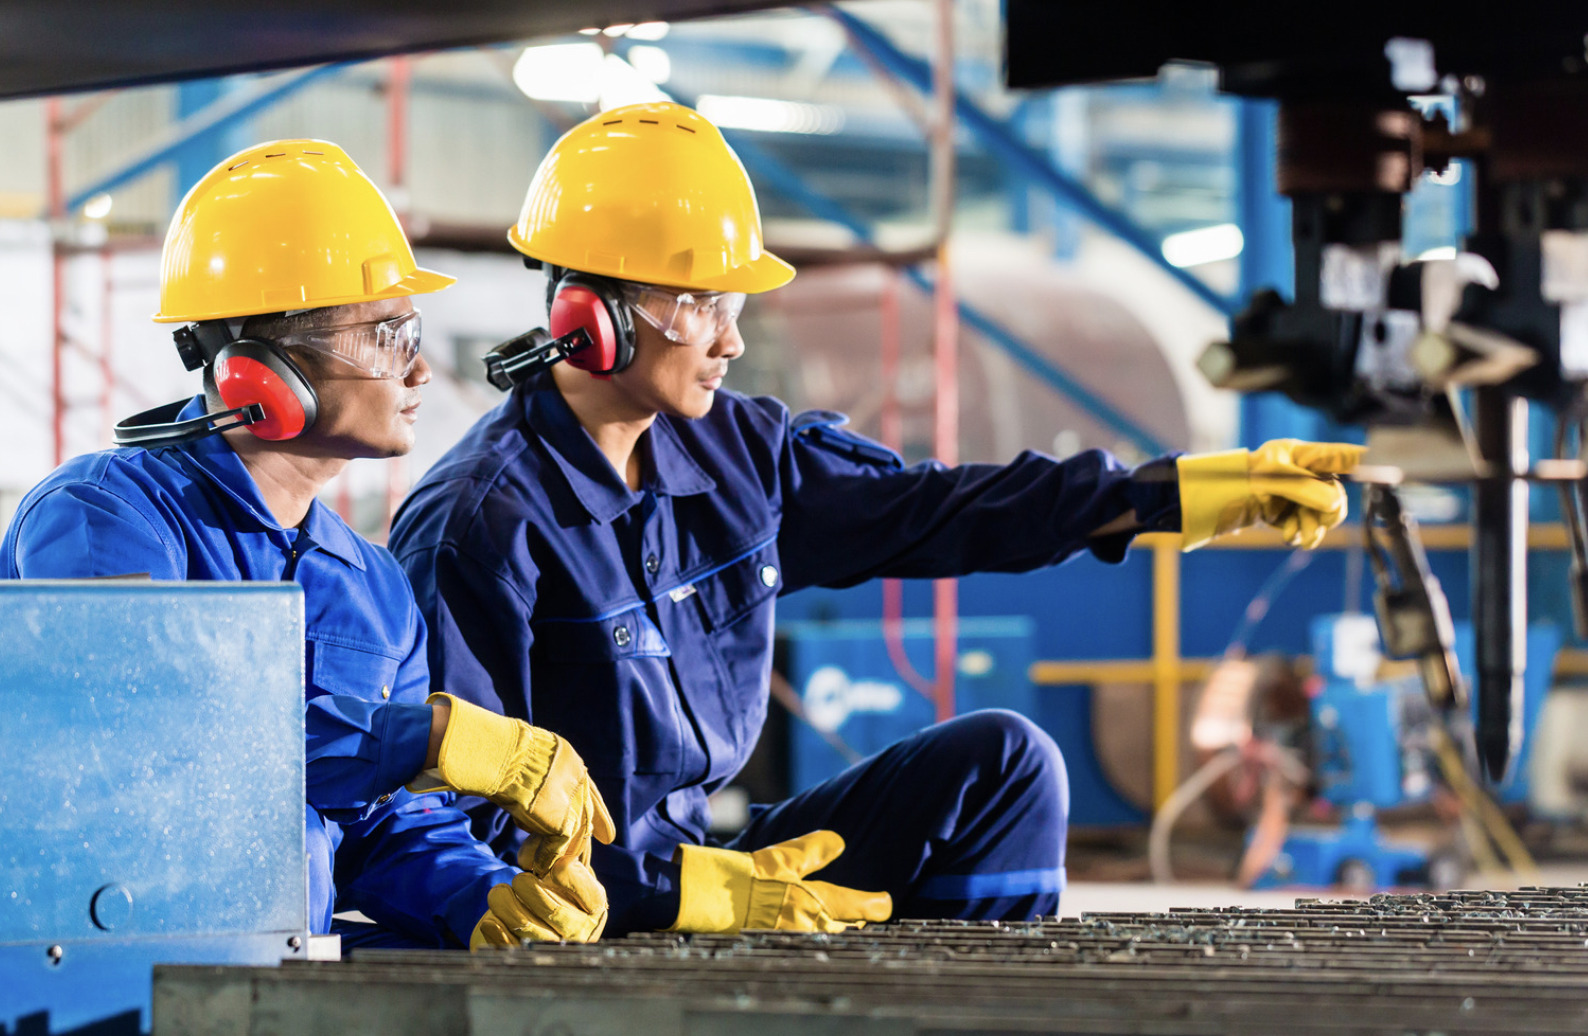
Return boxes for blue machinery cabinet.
[0,582,309,1036]
[778,617,1142,825]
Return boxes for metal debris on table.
[155,887,1588,1034]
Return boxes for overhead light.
[513,43,603,103]
[1418,246,1458,261]
[626,22,670,41]
[626,45,671,85]
[597,53,668,110]
[578,27,601,35]
[82,193,113,220]
[1161,223,1244,268]
[602,23,634,37]
[695,95,845,135]
[511,44,666,108]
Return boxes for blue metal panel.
[0,581,308,1035]
[779,617,1036,793]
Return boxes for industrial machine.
[0,581,312,1036]
[1009,4,1588,788]
[775,616,1143,827]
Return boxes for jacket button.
[759,565,778,587]
[645,553,660,574]
[375,793,392,806]
[613,625,632,647]
[380,685,390,699]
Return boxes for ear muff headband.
[212,339,320,440]
[549,273,634,377]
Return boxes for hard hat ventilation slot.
[301,150,323,155]
[675,125,696,133]
[603,119,623,126]
[638,119,659,125]
[265,152,286,158]
[228,161,249,171]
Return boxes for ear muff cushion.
[550,275,634,375]
[213,340,319,440]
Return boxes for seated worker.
[389,102,1363,937]
[1,141,610,950]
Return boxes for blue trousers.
[727,709,1068,921]
[333,709,1067,948]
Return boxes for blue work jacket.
[391,372,1181,935]
[1,396,512,945]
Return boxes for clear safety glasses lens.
[620,284,746,346]
[282,309,423,379]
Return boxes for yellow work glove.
[471,854,608,949]
[1176,439,1365,551]
[666,830,893,934]
[408,693,617,876]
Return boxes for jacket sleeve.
[7,481,184,579]
[332,788,516,947]
[399,538,685,936]
[774,409,1183,594]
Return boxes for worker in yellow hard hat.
[2,140,611,950]
[390,101,1363,940]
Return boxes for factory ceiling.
[0,0,784,99]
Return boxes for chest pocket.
[307,639,403,703]
[689,540,783,633]
[684,541,781,757]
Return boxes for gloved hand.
[408,693,616,875]
[471,854,608,949]
[1177,439,1364,551]
[666,830,893,934]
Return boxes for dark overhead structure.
[1011,1,1588,786]
[0,0,780,99]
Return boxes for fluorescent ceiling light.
[597,53,668,110]
[513,43,602,103]
[82,193,113,220]
[511,45,666,108]
[626,22,670,41]
[695,94,844,135]
[1161,223,1243,268]
[626,45,671,85]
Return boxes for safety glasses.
[277,309,423,379]
[619,282,746,347]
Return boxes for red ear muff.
[212,340,319,440]
[549,274,635,377]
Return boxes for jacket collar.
[518,375,716,524]
[173,396,367,570]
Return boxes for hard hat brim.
[693,251,797,295]
[152,264,457,323]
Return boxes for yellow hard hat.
[510,102,794,294]
[155,139,455,323]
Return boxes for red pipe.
[100,246,114,446]
[929,0,958,724]
[878,267,937,701]
[383,55,413,537]
[46,97,65,466]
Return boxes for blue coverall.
[390,372,1181,935]
[1,396,512,946]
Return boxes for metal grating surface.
[156,887,1588,1035]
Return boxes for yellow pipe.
[1136,522,1571,552]
[1151,536,1181,812]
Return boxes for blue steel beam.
[65,63,348,213]
[821,5,1240,318]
